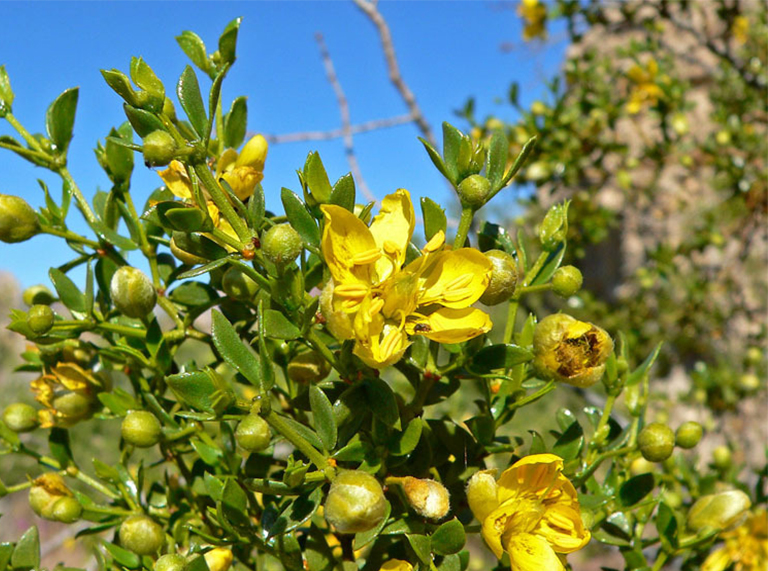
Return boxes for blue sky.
[0,1,566,289]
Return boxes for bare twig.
[314,33,376,203]
[263,114,413,144]
[353,0,437,147]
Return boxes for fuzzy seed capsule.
[155,554,187,571]
[50,496,83,523]
[3,402,39,433]
[111,266,157,318]
[121,410,162,448]
[287,350,331,383]
[402,476,451,520]
[142,130,177,167]
[262,224,303,267]
[0,194,39,243]
[234,414,271,452]
[22,284,55,306]
[457,174,492,209]
[27,304,54,335]
[479,250,518,306]
[675,421,703,449]
[551,265,583,297]
[324,470,387,533]
[221,267,259,301]
[119,515,164,555]
[638,422,675,462]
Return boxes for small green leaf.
[431,517,466,555]
[263,309,301,340]
[129,57,164,108]
[655,502,679,550]
[256,301,275,391]
[486,130,508,191]
[389,418,423,456]
[269,487,323,537]
[123,103,165,138]
[420,197,447,241]
[552,421,584,461]
[46,87,78,153]
[529,430,547,454]
[101,69,139,106]
[309,385,337,451]
[528,242,566,286]
[364,378,400,430]
[11,527,40,570]
[330,173,355,211]
[470,344,533,373]
[177,65,207,138]
[406,533,432,564]
[304,152,333,204]
[442,122,463,184]
[223,96,247,149]
[49,427,74,468]
[218,18,242,66]
[167,368,234,415]
[501,135,537,187]
[281,187,320,246]
[176,31,211,76]
[0,65,14,109]
[176,257,229,279]
[248,183,266,228]
[0,542,14,571]
[103,542,141,569]
[191,438,223,466]
[619,473,655,507]
[49,268,86,313]
[170,281,219,306]
[211,310,262,389]
[419,137,451,182]
[627,342,663,386]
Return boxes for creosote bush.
[0,13,764,571]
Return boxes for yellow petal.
[217,148,239,175]
[496,454,564,505]
[626,64,646,84]
[701,547,732,571]
[418,249,491,308]
[157,160,194,200]
[536,504,591,553]
[380,561,413,571]
[408,307,491,344]
[321,205,379,286]
[506,533,565,571]
[481,502,518,560]
[353,322,410,369]
[235,134,268,171]
[221,166,262,201]
[368,189,415,281]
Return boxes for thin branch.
[263,114,414,144]
[314,32,376,203]
[353,0,437,147]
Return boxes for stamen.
[444,273,474,291]
[334,283,369,299]
[350,248,382,265]
[383,240,400,256]
[423,230,445,253]
[442,287,472,302]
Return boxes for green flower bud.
[162,98,177,122]
[687,490,751,531]
[551,265,583,297]
[27,304,54,335]
[23,284,55,306]
[533,313,613,388]
[457,174,492,209]
[538,201,569,251]
[479,250,518,306]
[2,402,39,433]
[638,422,675,462]
[121,410,162,448]
[155,554,187,571]
[29,473,73,520]
[287,350,332,383]
[111,266,157,318]
[262,224,303,267]
[402,476,451,520]
[50,496,82,523]
[713,445,732,470]
[119,515,165,555]
[221,267,259,301]
[142,130,177,167]
[324,470,386,534]
[738,373,760,391]
[0,194,39,243]
[675,421,703,449]
[234,414,271,452]
[745,347,763,366]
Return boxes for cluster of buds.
[31,362,108,427]
[29,473,82,523]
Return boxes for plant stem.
[194,164,250,244]
[453,207,474,249]
[4,111,45,153]
[306,329,341,373]
[263,410,333,477]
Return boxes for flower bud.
[234,414,271,452]
[221,267,259,301]
[713,445,732,470]
[287,350,332,383]
[235,135,268,171]
[629,457,655,477]
[457,174,492,209]
[479,250,518,306]
[27,304,54,335]
[142,130,177,167]
[119,515,165,555]
[0,194,39,243]
[466,469,499,523]
[675,421,703,449]
[3,402,39,433]
[551,265,583,298]
[23,284,55,306]
[121,410,162,448]
[204,547,233,571]
[533,313,613,387]
[52,392,94,421]
[155,554,187,571]
[162,97,177,121]
[402,476,450,520]
[29,473,73,520]
[50,496,83,523]
[111,266,157,318]
[262,224,303,267]
[738,373,760,392]
[687,490,751,531]
[538,202,568,251]
[638,422,675,462]
[324,470,387,533]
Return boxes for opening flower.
[702,509,767,571]
[626,58,665,114]
[31,363,107,427]
[216,134,268,201]
[320,189,492,368]
[467,454,591,571]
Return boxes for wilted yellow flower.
[626,58,664,114]
[217,134,268,201]
[468,454,590,571]
[380,561,413,571]
[518,0,547,41]
[31,363,107,427]
[321,189,492,368]
[702,510,767,571]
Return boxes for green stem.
[263,410,332,476]
[588,394,617,461]
[42,226,101,249]
[453,207,474,249]
[573,445,634,487]
[502,298,520,345]
[523,251,549,287]
[306,329,341,373]
[0,140,51,164]
[4,111,45,153]
[194,164,250,243]
[651,551,669,571]
[517,283,553,295]
[58,167,100,228]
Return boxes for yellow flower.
[732,15,749,46]
[626,58,664,114]
[467,454,590,571]
[320,189,492,368]
[702,510,767,571]
[518,0,547,42]
[380,561,413,571]
[31,363,106,427]
[204,547,234,571]
[217,134,268,201]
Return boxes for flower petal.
[418,249,491,308]
[408,307,491,344]
[506,533,565,571]
[353,322,410,369]
[368,189,415,281]
[158,160,194,200]
[321,205,379,286]
[496,454,565,505]
[536,504,591,554]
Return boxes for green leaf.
[176,257,229,279]
[269,487,323,537]
[309,386,337,451]
[49,268,86,313]
[364,377,400,429]
[478,221,517,256]
[281,187,320,246]
[438,554,462,571]
[655,502,679,550]
[223,96,247,149]
[330,173,355,211]
[123,103,165,138]
[218,18,242,66]
[431,518,466,555]
[129,57,164,108]
[177,65,207,138]
[619,473,655,507]
[552,421,584,461]
[103,542,141,569]
[0,542,14,571]
[353,500,392,550]
[263,309,301,340]
[211,310,262,389]
[486,130,508,191]
[470,344,533,374]
[276,414,324,451]
[49,427,74,468]
[442,122,463,184]
[104,123,134,184]
[170,282,219,306]
[419,137,451,182]
[0,65,14,109]
[46,87,78,152]
[176,31,211,76]
[501,135,537,187]
[529,430,547,454]
[167,368,234,415]
[191,438,223,466]
[10,527,40,570]
[627,342,663,386]
[256,301,275,391]
[420,197,447,241]
[389,418,423,456]
[406,533,432,564]
[528,242,566,286]
[304,152,333,204]
[101,69,139,106]
[248,183,266,228]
